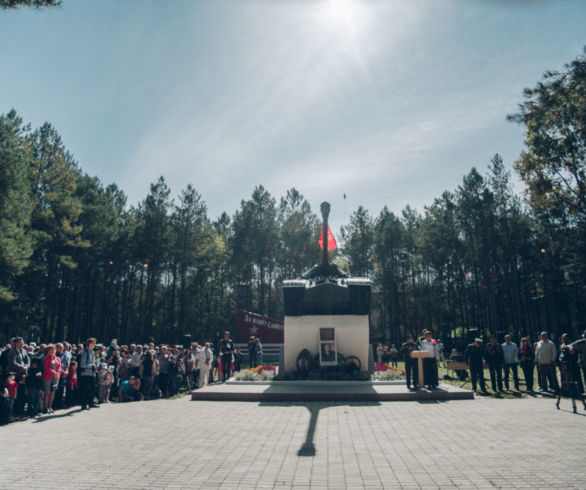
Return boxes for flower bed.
[233,365,277,381]
[372,362,405,381]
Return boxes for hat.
[474,338,483,343]
[100,363,107,370]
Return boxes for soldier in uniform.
[220,331,234,383]
[401,335,419,389]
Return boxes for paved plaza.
[1,395,585,489]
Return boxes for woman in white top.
[420,330,439,389]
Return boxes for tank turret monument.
[192,202,472,401]
[282,202,372,376]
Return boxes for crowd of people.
[3,327,585,423]
[0,331,250,424]
[397,330,586,399]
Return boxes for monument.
[282,202,372,375]
[192,201,473,401]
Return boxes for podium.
[410,350,430,389]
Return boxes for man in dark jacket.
[7,337,30,415]
[465,339,487,393]
[401,335,419,389]
[484,337,504,393]
[248,336,257,368]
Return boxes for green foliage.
[0,0,60,9]
[0,110,34,301]
[509,48,586,222]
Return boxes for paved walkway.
[1,395,585,489]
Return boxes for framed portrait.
[319,328,337,366]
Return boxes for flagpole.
[320,202,331,266]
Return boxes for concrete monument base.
[191,381,473,402]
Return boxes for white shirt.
[420,339,438,358]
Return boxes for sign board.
[234,309,284,343]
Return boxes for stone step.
[191,382,474,402]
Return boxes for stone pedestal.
[284,315,369,372]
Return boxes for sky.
[1,0,585,232]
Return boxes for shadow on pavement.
[259,383,381,457]
[33,407,83,423]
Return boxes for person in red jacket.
[42,344,62,414]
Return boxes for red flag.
[318,225,337,251]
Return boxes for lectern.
[410,350,430,389]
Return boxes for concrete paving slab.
[1,394,585,489]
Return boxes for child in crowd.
[3,372,18,422]
[105,365,114,403]
[97,363,108,403]
[66,360,78,407]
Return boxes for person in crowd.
[198,343,213,389]
[389,344,399,368]
[42,344,62,414]
[157,346,171,396]
[220,331,234,382]
[519,337,535,393]
[255,337,263,368]
[66,360,78,406]
[97,363,108,403]
[449,348,468,381]
[502,335,520,391]
[185,346,196,390]
[3,372,18,422]
[381,346,390,364]
[53,342,70,410]
[437,339,446,368]
[420,330,439,389]
[214,354,221,383]
[0,340,13,376]
[7,337,30,416]
[569,334,586,393]
[168,356,179,395]
[376,343,384,363]
[401,335,419,389]
[556,342,586,413]
[484,337,504,393]
[465,338,487,394]
[26,350,43,417]
[130,344,142,377]
[79,338,98,410]
[535,331,559,393]
[170,356,185,395]
[140,350,155,400]
[118,377,144,402]
[248,336,257,368]
[118,350,132,384]
[7,337,30,380]
[233,347,243,372]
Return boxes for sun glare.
[326,0,357,27]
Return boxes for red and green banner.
[234,309,284,343]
